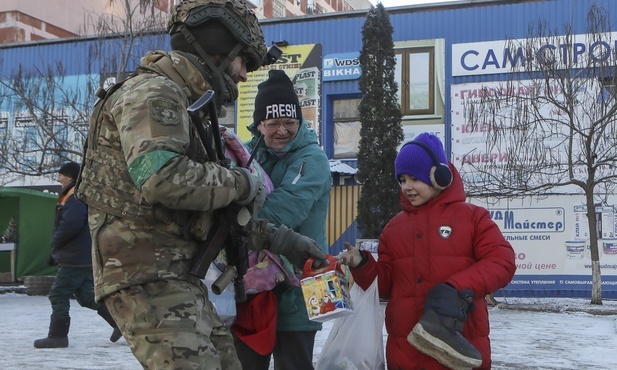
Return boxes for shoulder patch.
[148,98,180,126]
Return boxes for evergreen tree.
[356,4,403,239]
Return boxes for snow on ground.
[1,291,616,370]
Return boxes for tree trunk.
[585,194,602,305]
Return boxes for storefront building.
[2,0,617,297]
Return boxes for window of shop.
[72,114,89,154]
[395,47,435,115]
[333,98,361,159]
[331,40,445,159]
[50,114,70,166]
[14,114,37,153]
[599,77,617,105]
[0,113,7,156]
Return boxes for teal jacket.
[246,120,331,332]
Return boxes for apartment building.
[254,0,372,18]
[0,0,371,43]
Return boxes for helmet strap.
[178,23,244,107]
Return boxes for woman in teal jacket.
[236,70,331,370]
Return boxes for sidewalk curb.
[0,286,27,294]
[495,303,617,316]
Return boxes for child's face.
[399,173,440,207]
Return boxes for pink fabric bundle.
[222,128,274,194]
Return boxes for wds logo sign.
[323,52,361,81]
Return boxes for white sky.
[371,0,458,7]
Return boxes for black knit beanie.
[253,70,302,125]
[58,161,80,180]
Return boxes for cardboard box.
[301,256,353,322]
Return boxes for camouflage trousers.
[103,279,241,370]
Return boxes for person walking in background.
[34,161,120,349]
[233,69,332,370]
[74,1,327,369]
[336,133,516,369]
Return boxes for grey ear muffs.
[402,140,452,190]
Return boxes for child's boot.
[407,284,482,369]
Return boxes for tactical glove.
[245,218,272,252]
[268,225,328,270]
[233,167,266,216]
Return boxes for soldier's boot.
[34,315,70,348]
[407,284,482,370]
[97,305,122,343]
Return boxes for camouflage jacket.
[77,51,250,300]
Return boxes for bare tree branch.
[462,4,616,304]
[0,0,168,186]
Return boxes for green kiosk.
[0,187,57,284]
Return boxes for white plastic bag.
[203,263,236,326]
[316,278,385,370]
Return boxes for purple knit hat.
[395,133,449,187]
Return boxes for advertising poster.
[450,81,606,187]
[236,44,322,142]
[471,196,617,294]
[451,82,617,294]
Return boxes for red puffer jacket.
[351,164,516,370]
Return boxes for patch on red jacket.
[439,225,452,239]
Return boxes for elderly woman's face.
[257,118,300,151]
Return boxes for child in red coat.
[337,133,516,370]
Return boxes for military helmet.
[168,0,267,72]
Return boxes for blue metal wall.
[4,1,616,83]
[254,0,617,152]
[0,33,167,77]
[5,1,616,119]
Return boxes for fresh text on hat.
[265,103,298,120]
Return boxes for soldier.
[75,1,327,369]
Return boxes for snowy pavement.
[1,291,616,370]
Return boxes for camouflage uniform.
[79,50,248,369]
[76,2,328,368]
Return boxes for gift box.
[301,255,353,322]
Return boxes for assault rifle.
[187,90,251,303]
[187,45,281,302]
